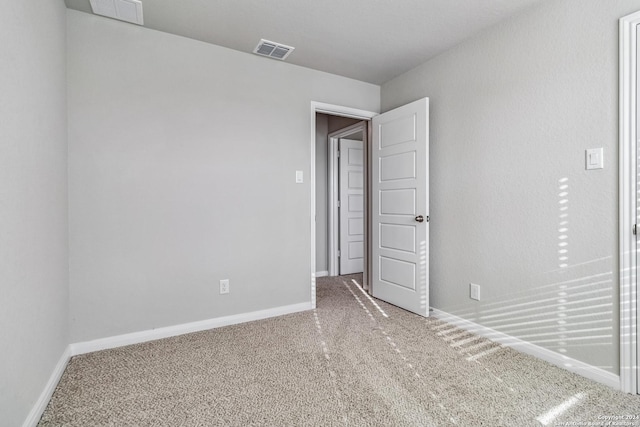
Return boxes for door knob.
[415,215,424,223]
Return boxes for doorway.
[310,100,430,317]
[316,115,367,277]
[310,103,377,308]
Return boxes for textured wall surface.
[0,1,69,425]
[382,0,640,373]
[68,10,379,343]
[316,114,329,273]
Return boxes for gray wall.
[0,1,69,425]
[382,0,640,374]
[68,10,380,343]
[316,114,329,273]
[328,116,363,134]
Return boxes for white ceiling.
[65,0,544,85]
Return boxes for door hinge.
[634,224,637,235]
[337,250,341,257]
[337,150,340,158]
[337,200,341,208]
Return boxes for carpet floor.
[39,274,640,426]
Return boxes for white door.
[371,98,429,317]
[339,139,364,274]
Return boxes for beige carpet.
[40,274,640,426]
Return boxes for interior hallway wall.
[316,114,330,274]
[0,1,69,424]
[381,0,640,374]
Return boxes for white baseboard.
[22,346,71,427]
[315,271,329,277]
[70,302,313,356]
[430,308,621,390]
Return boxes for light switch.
[296,170,304,183]
[585,148,603,170]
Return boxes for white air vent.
[89,0,144,25]
[253,39,295,61]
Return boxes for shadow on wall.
[439,177,615,371]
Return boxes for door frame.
[328,122,368,277]
[310,102,377,308]
[619,10,640,394]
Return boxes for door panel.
[380,257,416,290]
[380,224,416,253]
[380,152,416,181]
[372,98,429,317]
[339,138,364,274]
[348,195,363,211]
[348,218,363,234]
[380,115,416,147]
[347,147,363,165]
[380,189,416,215]
[348,241,363,258]
[348,171,363,188]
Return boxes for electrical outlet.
[220,279,229,295]
[470,283,481,301]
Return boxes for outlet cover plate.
[220,279,229,295]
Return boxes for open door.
[339,138,364,274]
[371,98,429,317]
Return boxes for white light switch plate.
[585,148,603,170]
[470,283,481,301]
[295,170,304,183]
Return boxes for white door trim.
[619,10,640,394]
[310,102,377,308]
[328,122,367,277]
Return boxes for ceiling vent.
[253,39,295,61]
[89,0,144,25]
